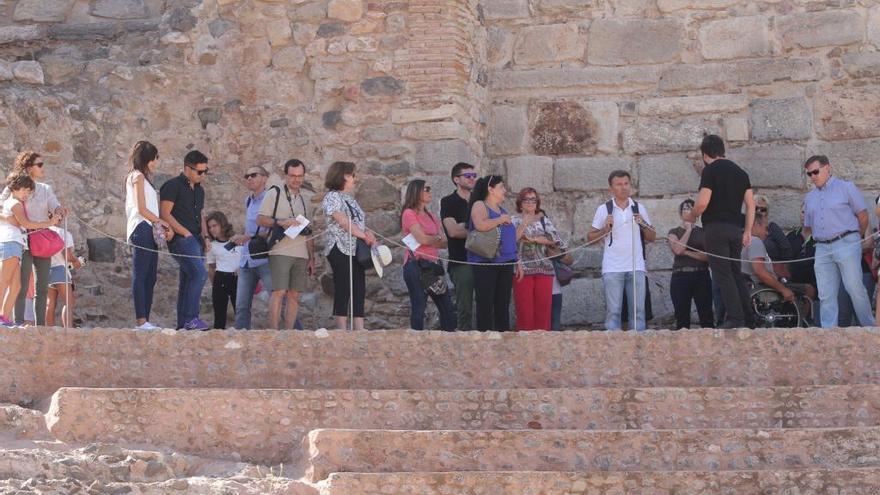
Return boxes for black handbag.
[419,259,447,296]
[345,201,373,270]
[247,186,281,260]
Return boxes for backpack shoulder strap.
[269,186,281,219]
[605,200,613,215]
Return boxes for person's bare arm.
[752,257,794,301]
[668,231,689,256]
[442,217,468,239]
[471,202,510,232]
[857,209,869,237]
[688,187,712,221]
[742,189,755,248]
[330,211,376,245]
[10,203,58,229]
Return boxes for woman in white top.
[125,141,172,331]
[205,211,242,329]
[0,174,60,326]
[0,152,67,326]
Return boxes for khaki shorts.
[268,255,309,292]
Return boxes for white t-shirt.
[206,240,242,273]
[125,171,159,240]
[590,198,651,274]
[0,197,26,245]
[49,227,75,268]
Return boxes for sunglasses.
[522,197,538,203]
[244,172,260,179]
[187,164,209,176]
[756,207,768,213]
[806,168,822,177]
[423,186,432,193]
[457,172,477,179]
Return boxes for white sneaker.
[134,322,159,331]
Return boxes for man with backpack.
[587,170,656,331]
[230,165,273,329]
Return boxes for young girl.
[0,174,59,326]
[206,211,242,329]
[46,226,82,327]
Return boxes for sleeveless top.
[467,203,517,264]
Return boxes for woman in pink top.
[401,180,455,331]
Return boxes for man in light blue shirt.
[232,166,273,329]
[802,155,873,328]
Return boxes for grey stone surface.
[637,153,700,197]
[481,0,529,20]
[414,141,478,174]
[89,0,149,19]
[506,155,554,194]
[361,76,404,96]
[536,0,596,14]
[588,19,681,66]
[727,144,806,189]
[492,66,660,93]
[487,106,528,155]
[622,118,721,155]
[0,62,12,82]
[272,46,306,70]
[11,61,44,85]
[487,26,514,69]
[554,157,634,192]
[814,87,880,141]
[777,10,863,49]
[699,16,769,60]
[560,277,606,325]
[0,25,47,45]
[514,23,583,66]
[637,94,748,116]
[842,52,880,79]
[13,0,75,22]
[659,58,822,92]
[808,138,880,190]
[870,6,880,49]
[749,97,812,142]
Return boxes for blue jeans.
[130,221,158,321]
[403,259,456,331]
[233,262,272,329]
[814,232,874,328]
[551,293,562,331]
[837,271,875,327]
[168,235,208,329]
[603,270,647,331]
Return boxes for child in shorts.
[46,226,82,327]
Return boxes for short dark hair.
[184,150,208,167]
[607,170,631,186]
[679,198,695,215]
[205,210,234,241]
[700,134,725,159]
[450,162,475,181]
[284,159,305,175]
[754,212,767,226]
[324,161,356,191]
[6,173,34,191]
[804,155,829,168]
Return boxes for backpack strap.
[632,200,647,261]
[605,200,614,246]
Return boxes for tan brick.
[699,16,770,60]
[588,18,681,66]
[513,24,583,66]
[777,10,863,49]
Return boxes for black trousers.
[704,222,754,328]
[212,271,238,329]
[670,270,715,329]
[473,263,514,331]
[327,245,366,318]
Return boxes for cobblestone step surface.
[321,469,880,495]
[305,427,880,481]
[46,385,880,464]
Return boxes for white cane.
[347,207,354,332]
[63,214,70,329]
[632,215,638,331]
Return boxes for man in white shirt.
[587,170,656,331]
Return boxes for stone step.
[0,404,50,440]
[4,327,880,404]
[46,385,880,464]
[1,477,317,495]
[305,427,880,481]
[323,469,880,495]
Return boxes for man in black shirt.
[440,162,477,330]
[687,135,756,328]
[160,150,210,330]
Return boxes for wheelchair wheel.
[751,288,805,328]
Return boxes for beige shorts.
[268,255,309,292]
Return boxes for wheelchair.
[749,285,814,328]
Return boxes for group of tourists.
[1,133,877,332]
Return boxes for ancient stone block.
[514,23,583,66]
[583,101,619,154]
[777,10,863,49]
[561,277,606,325]
[724,116,749,142]
[506,155,554,194]
[209,18,235,38]
[622,118,721,155]
[487,26,514,69]
[0,25,47,45]
[727,144,805,189]
[488,106,528,155]
[554,156,634,192]
[401,122,467,141]
[530,102,598,155]
[749,97,812,142]
[536,0,596,14]
[266,18,292,46]
[272,46,305,70]
[481,0,529,20]
[814,87,880,141]
[0,62,12,82]
[197,107,221,129]
[699,16,770,60]
[588,19,681,66]
[361,76,404,96]
[89,0,149,19]
[808,138,880,189]
[492,66,660,93]
[87,238,116,263]
[637,153,700,197]
[39,53,85,85]
[414,140,478,174]
[13,0,76,22]
[165,7,197,32]
[12,61,44,85]
[842,52,880,79]
[870,7,880,49]
[317,23,347,38]
[636,198,687,240]
[328,0,363,22]
[657,0,737,12]
[638,94,748,116]
[391,104,458,124]
[658,58,822,92]
[355,177,399,211]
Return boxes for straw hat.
[371,245,393,278]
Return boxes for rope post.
[63,214,70,329]
[632,215,638,331]
[347,207,354,332]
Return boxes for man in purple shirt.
[802,155,873,328]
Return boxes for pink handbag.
[28,229,64,258]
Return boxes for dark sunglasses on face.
[806,168,822,177]
[244,173,260,179]
[457,172,477,179]
[423,186,432,193]
[187,164,209,175]
[522,198,537,203]
[756,207,768,213]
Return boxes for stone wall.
[0,0,878,328]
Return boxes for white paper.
[284,215,310,240]
[402,233,421,252]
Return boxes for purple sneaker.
[184,318,210,331]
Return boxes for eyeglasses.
[521,197,537,203]
[756,207,768,213]
[806,168,822,177]
[423,186,432,193]
[187,165,209,176]
[244,173,260,179]
[457,172,477,179]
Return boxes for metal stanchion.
[64,215,70,329]
[631,215,638,331]
[347,208,354,332]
